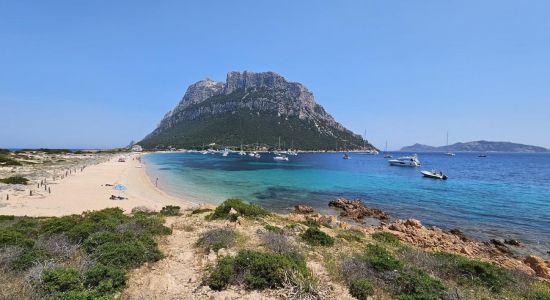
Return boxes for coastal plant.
[301,227,334,246]
[0,209,170,299]
[196,228,237,252]
[430,252,510,292]
[160,205,181,216]
[0,176,29,185]
[372,232,401,246]
[395,268,445,299]
[0,155,21,166]
[349,278,375,300]
[191,208,212,215]
[206,249,310,291]
[264,224,284,234]
[361,244,402,272]
[261,231,299,255]
[41,268,84,294]
[337,229,365,242]
[208,198,269,220]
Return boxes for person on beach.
[155,177,158,187]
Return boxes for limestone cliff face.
[141,71,369,150]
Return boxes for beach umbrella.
[113,184,127,191]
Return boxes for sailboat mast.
[364,129,367,148]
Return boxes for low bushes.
[191,208,212,215]
[349,278,374,300]
[160,205,181,216]
[208,199,269,221]
[361,244,402,272]
[395,268,445,299]
[205,250,309,291]
[264,224,284,234]
[431,252,510,292]
[261,231,298,255]
[0,176,29,185]
[0,155,21,166]
[372,232,401,246]
[337,229,364,242]
[301,227,334,247]
[0,207,170,299]
[196,228,237,252]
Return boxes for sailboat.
[445,132,455,156]
[383,141,392,158]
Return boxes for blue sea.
[143,152,550,257]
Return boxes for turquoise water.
[143,152,550,256]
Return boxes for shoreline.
[0,154,194,217]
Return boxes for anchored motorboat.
[222,148,230,157]
[343,153,351,160]
[421,170,448,180]
[388,154,421,167]
[273,155,289,161]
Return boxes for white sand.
[0,154,193,217]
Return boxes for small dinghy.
[343,153,350,160]
[421,170,448,180]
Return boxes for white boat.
[383,141,392,158]
[287,150,298,156]
[273,155,288,161]
[445,132,455,156]
[249,152,256,157]
[254,153,261,159]
[421,170,448,180]
[388,154,421,167]
[222,148,230,157]
[343,153,351,160]
[239,150,246,156]
[200,150,208,155]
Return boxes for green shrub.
[361,244,401,271]
[337,229,365,242]
[0,215,16,221]
[349,278,374,300]
[0,176,29,185]
[196,228,237,252]
[42,268,83,293]
[130,213,172,235]
[301,227,334,246]
[84,264,126,290]
[206,250,309,291]
[527,282,550,300]
[0,155,21,166]
[372,232,401,246]
[234,250,308,289]
[12,248,49,270]
[396,269,445,300]
[301,220,321,228]
[67,208,128,241]
[40,215,82,235]
[207,256,235,291]
[160,205,181,216]
[264,224,284,234]
[0,227,34,248]
[208,199,269,220]
[456,258,510,291]
[432,252,509,292]
[191,208,212,215]
[91,234,162,269]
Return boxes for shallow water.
[143,151,550,257]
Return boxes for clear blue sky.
[1,0,549,149]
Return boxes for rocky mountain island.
[401,140,549,152]
[140,71,373,150]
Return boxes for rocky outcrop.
[524,256,550,279]
[294,205,314,214]
[328,198,390,221]
[140,71,371,150]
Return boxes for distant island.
[400,140,549,153]
[139,71,375,151]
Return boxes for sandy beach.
[0,154,192,217]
